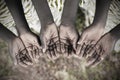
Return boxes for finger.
[51,44,56,58]
[46,49,51,59]
[86,50,97,66]
[33,47,39,62]
[61,43,65,54]
[53,43,57,57]
[87,47,103,67]
[48,47,53,58]
[24,47,33,62]
[86,48,95,59]
[29,46,35,60]
[56,41,61,53]
[39,48,43,56]
[19,62,28,67]
[82,43,88,57]
[32,45,39,58]
[51,49,56,59]
[68,45,73,56]
[80,43,86,57]
[65,45,69,56]
[19,58,33,67]
[41,37,47,53]
[72,37,78,50]
[91,58,101,67]
[32,45,38,59]
[84,41,93,57]
[77,43,83,57]
[35,46,40,59]
[23,60,33,66]
[76,44,81,55]
[54,43,59,58]
[89,52,102,67]
[86,44,95,57]
[77,35,85,45]
[99,49,105,61]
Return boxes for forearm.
[0,23,16,43]
[61,0,80,26]
[5,0,31,35]
[92,0,111,27]
[110,23,120,40]
[31,0,54,27]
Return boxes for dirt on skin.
[0,39,120,80]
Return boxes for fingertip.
[42,48,46,53]
[42,44,47,53]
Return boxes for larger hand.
[85,32,117,67]
[77,25,104,57]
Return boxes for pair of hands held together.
[12,22,115,68]
[40,23,116,67]
[6,0,116,68]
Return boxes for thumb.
[40,37,47,53]
[72,37,79,50]
[77,34,85,45]
[9,47,18,65]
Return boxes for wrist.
[90,23,105,29]
[41,22,56,30]
[110,30,120,41]
[7,34,17,44]
[61,18,75,26]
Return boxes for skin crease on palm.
[4,0,42,67]
[85,23,120,67]
[59,24,79,56]
[31,0,60,59]
[0,24,40,67]
[59,0,80,56]
[76,0,111,57]
[40,23,60,59]
[2,0,120,68]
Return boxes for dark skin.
[59,0,80,56]
[85,23,120,67]
[3,0,117,65]
[76,0,111,58]
[5,0,42,65]
[31,0,60,59]
[31,0,81,58]
[0,23,35,67]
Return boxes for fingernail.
[42,48,46,53]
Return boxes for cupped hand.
[76,25,104,57]
[40,23,60,59]
[85,32,117,67]
[20,31,42,62]
[8,37,34,67]
[59,24,79,56]
[8,31,42,67]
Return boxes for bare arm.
[31,0,54,28]
[0,23,16,43]
[31,0,59,58]
[85,23,120,67]
[110,23,120,40]
[61,0,80,25]
[92,0,111,27]
[59,0,80,55]
[5,0,31,35]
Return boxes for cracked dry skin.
[0,44,120,80]
[16,44,42,67]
